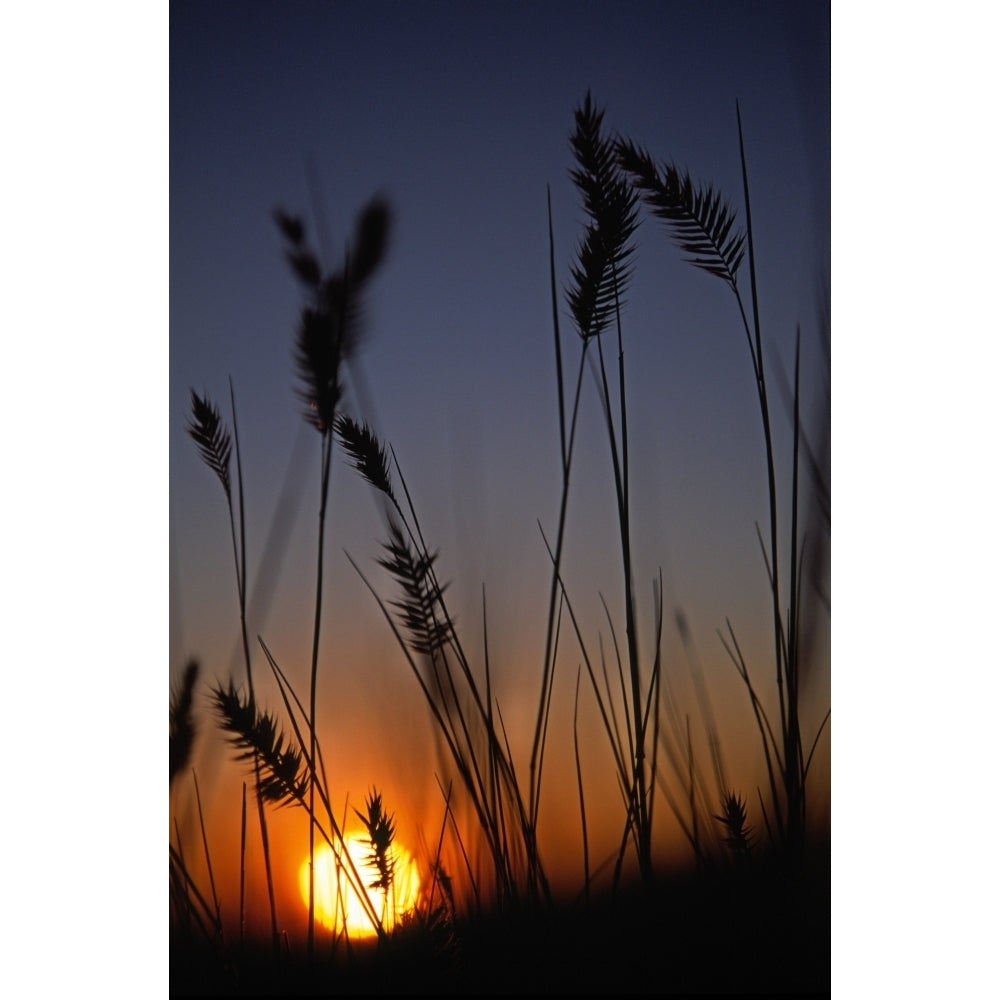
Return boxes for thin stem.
[572,666,590,903]
[531,344,588,829]
[258,637,387,938]
[738,103,796,855]
[593,287,650,883]
[788,325,804,845]
[307,427,334,960]
[228,381,279,959]
[193,771,222,938]
[529,192,591,837]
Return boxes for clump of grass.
[169,666,225,963]
[537,91,662,894]
[185,196,396,959]
[186,383,280,955]
[210,666,387,943]
[616,104,831,863]
[531,93,830,887]
[643,608,735,873]
[337,412,549,910]
[173,91,829,991]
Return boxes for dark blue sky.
[170,2,829,648]
[168,0,831,905]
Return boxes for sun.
[299,835,422,938]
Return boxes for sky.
[13,1,1000,995]
[167,0,831,938]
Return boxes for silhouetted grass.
[184,386,280,952]
[617,105,831,861]
[541,92,661,891]
[170,92,829,993]
[272,197,391,959]
[341,421,549,908]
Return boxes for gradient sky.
[168,0,830,938]
[12,3,1000,994]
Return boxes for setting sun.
[299,836,422,939]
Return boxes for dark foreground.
[171,857,830,995]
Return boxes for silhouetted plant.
[186,383,280,955]
[617,105,831,862]
[170,783,226,960]
[212,678,310,806]
[715,790,754,861]
[355,788,397,894]
[169,660,225,949]
[648,609,734,872]
[213,657,388,942]
[172,91,829,992]
[170,839,223,948]
[272,196,391,957]
[539,91,659,890]
[340,417,550,909]
[332,409,549,909]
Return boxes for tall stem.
[529,190,589,839]
[787,327,804,850]
[738,104,801,856]
[229,380,280,958]
[612,273,650,884]
[530,347,587,822]
[594,296,649,886]
[307,428,334,959]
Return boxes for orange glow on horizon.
[299,835,421,939]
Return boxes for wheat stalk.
[272,195,392,958]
